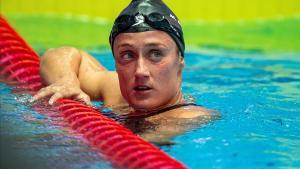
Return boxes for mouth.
[133,85,152,92]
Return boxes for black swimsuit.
[122,103,199,119]
[100,103,199,120]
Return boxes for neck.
[127,92,198,119]
[134,89,184,114]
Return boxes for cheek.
[162,64,182,91]
[117,70,130,101]
[154,67,177,94]
[157,62,180,82]
[117,70,129,86]
[117,67,134,95]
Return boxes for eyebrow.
[116,44,133,49]
[144,43,168,48]
[117,42,168,49]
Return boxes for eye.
[148,50,163,62]
[118,51,135,63]
[122,52,134,60]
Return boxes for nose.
[135,56,150,79]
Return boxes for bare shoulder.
[163,105,219,119]
[142,105,219,143]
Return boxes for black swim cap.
[109,0,185,57]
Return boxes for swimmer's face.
[113,30,184,111]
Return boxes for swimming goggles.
[109,12,185,56]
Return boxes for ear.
[180,55,184,67]
[178,56,184,73]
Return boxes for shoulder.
[162,104,219,119]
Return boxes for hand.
[30,80,91,106]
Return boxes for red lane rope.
[0,16,187,169]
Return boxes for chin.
[129,99,159,111]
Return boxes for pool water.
[0,85,111,168]
[1,50,300,169]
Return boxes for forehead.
[113,30,176,50]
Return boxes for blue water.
[1,50,300,169]
[0,84,111,168]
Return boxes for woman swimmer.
[31,0,217,143]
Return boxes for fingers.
[49,92,63,105]
[75,93,92,106]
[30,85,92,106]
[30,87,54,103]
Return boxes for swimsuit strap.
[126,103,199,119]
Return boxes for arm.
[31,47,124,106]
